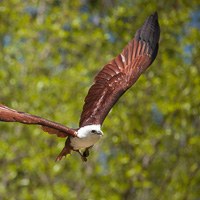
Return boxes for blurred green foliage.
[0,0,200,199]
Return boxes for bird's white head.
[77,124,103,138]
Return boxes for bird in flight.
[0,12,160,162]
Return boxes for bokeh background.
[0,0,200,199]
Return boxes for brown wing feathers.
[79,12,160,127]
[0,12,160,138]
[0,104,77,138]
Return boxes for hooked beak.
[96,130,103,136]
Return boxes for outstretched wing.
[0,104,77,138]
[79,12,160,127]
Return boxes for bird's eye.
[91,130,96,133]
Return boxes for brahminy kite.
[0,12,160,162]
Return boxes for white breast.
[70,134,101,150]
[70,124,102,150]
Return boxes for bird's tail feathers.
[55,137,72,161]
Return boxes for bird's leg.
[75,150,87,162]
[83,147,90,158]
[75,146,92,162]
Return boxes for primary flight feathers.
[0,12,160,162]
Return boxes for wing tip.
[134,11,160,64]
[153,11,158,19]
[135,11,160,47]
